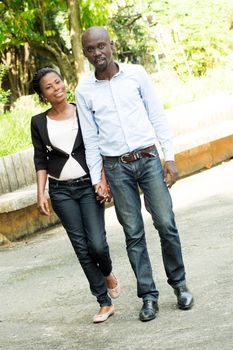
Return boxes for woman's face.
[39,72,66,104]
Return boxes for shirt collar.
[92,62,124,83]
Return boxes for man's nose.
[93,48,101,56]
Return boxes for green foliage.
[107,1,155,66]
[1,0,233,83]
[0,0,64,48]
[66,88,75,103]
[0,95,45,156]
[81,0,112,29]
[150,0,233,79]
[151,61,233,109]
[0,107,32,157]
[0,90,11,105]
[0,65,10,105]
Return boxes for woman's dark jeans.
[49,177,112,307]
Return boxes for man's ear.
[82,48,87,57]
[110,40,114,49]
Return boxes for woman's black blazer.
[31,104,89,178]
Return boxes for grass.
[151,59,233,108]
[1,62,233,157]
[0,96,43,157]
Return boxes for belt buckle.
[133,152,141,160]
[66,178,76,184]
[75,175,86,183]
[120,153,130,163]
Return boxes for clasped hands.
[95,180,112,203]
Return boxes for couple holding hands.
[31,26,193,324]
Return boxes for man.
[75,26,193,322]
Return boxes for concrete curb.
[175,134,233,177]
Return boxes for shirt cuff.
[91,173,102,186]
[162,144,175,161]
[89,164,102,186]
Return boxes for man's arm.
[75,88,110,196]
[138,65,174,160]
[138,65,178,187]
[75,88,102,184]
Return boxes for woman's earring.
[41,95,47,104]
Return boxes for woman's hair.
[32,67,63,103]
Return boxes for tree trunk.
[67,0,84,81]
[0,44,34,107]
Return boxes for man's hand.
[37,194,50,216]
[163,161,178,188]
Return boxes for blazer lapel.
[72,109,83,150]
[37,110,53,147]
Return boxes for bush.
[0,95,42,157]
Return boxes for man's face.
[82,30,114,73]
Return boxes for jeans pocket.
[147,149,159,160]
[103,159,118,171]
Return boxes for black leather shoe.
[139,300,158,322]
[174,285,194,310]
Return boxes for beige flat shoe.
[107,274,121,299]
[93,305,115,323]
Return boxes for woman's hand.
[36,170,50,215]
[37,194,50,216]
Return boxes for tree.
[0,0,112,105]
[1,0,232,106]
[108,1,155,66]
[0,0,80,103]
[67,0,84,81]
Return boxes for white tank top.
[46,112,86,180]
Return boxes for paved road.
[1,160,233,350]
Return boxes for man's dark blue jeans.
[49,177,112,307]
[104,148,186,302]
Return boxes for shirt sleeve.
[138,65,174,161]
[75,87,102,185]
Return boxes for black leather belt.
[102,145,156,164]
[49,174,90,185]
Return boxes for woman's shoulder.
[69,102,78,117]
[31,108,50,123]
[32,109,47,118]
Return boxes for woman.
[31,67,120,323]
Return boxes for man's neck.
[95,61,119,81]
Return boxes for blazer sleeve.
[31,116,48,172]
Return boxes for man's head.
[82,26,114,74]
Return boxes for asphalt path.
[1,159,233,350]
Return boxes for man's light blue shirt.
[75,63,174,185]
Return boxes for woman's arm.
[31,117,48,172]
[31,117,50,215]
[37,170,50,216]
